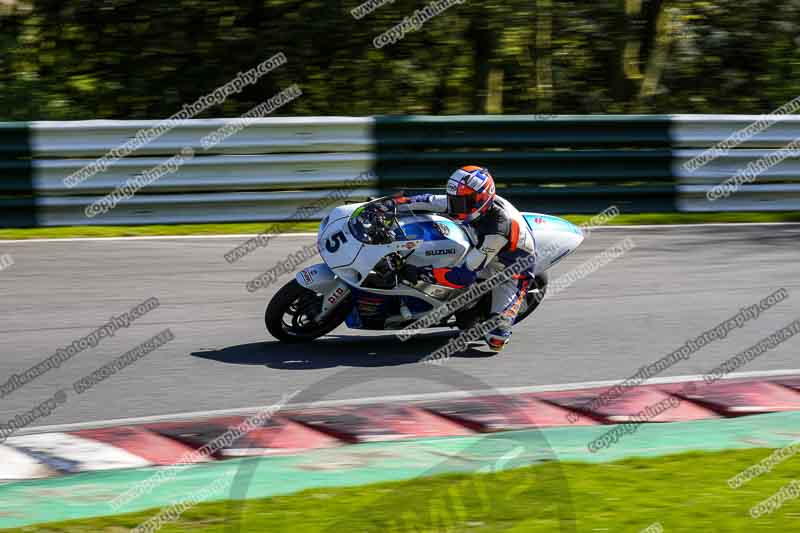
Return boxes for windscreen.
[348,205,399,244]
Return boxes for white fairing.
[317,206,361,269]
[521,213,585,276]
[295,263,338,291]
[317,203,470,291]
[311,203,584,298]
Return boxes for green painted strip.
[1,411,798,529]
[373,115,677,213]
[669,113,681,213]
[0,122,36,227]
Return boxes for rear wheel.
[454,273,548,330]
[265,280,352,343]
[515,273,548,324]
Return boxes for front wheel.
[265,280,352,343]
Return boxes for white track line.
[600,222,800,229]
[18,367,800,435]
[1,222,798,244]
[599,222,800,229]
[0,233,315,244]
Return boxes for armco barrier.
[29,117,374,156]
[0,123,36,227]
[373,115,674,214]
[672,115,800,212]
[1,115,798,227]
[37,189,380,226]
[34,153,375,194]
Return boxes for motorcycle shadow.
[191,332,493,370]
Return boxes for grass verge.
[1,212,799,240]
[11,447,799,532]
[0,222,320,240]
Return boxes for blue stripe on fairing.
[397,220,459,241]
[523,214,582,235]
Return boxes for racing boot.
[484,314,513,352]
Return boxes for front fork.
[296,264,352,321]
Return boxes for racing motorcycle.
[265,196,584,343]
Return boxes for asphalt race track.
[0,224,798,428]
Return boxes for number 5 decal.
[325,231,348,253]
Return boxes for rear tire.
[514,273,548,324]
[454,273,548,330]
[265,280,352,343]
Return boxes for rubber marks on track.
[419,395,601,430]
[532,387,720,423]
[677,381,800,416]
[146,416,341,457]
[5,376,800,481]
[5,433,151,474]
[0,445,55,480]
[282,405,473,442]
[70,426,200,465]
[773,377,800,393]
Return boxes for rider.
[385,166,536,352]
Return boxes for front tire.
[265,280,352,343]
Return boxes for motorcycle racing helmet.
[446,166,496,223]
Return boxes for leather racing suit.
[395,193,536,349]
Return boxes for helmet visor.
[447,194,475,217]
